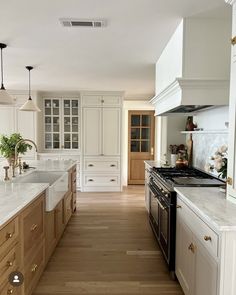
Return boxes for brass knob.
[226,177,232,186]
[204,236,212,241]
[176,205,182,209]
[31,263,38,273]
[231,36,236,46]
[188,243,195,253]
[6,261,13,267]
[30,224,38,231]
[7,289,13,295]
[6,232,13,239]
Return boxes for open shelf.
[181,130,228,134]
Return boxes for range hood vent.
[150,79,229,116]
[60,18,106,28]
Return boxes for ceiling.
[0,0,231,100]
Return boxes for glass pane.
[72,100,78,108]
[72,125,78,132]
[64,117,70,125]
[45,108,51,115]
[53,108,59,115]
[64,142,71,149]
[72,108,78,115]
[45,134,51,142]
[45,100,51,108]
[131,115,140,126]
[64,108,70,116]
[64,125,70,132]
[53,142,60,149]
[142,115,151,126]
[72,142,78,149]
[53,125,59,132]
[131,141,140,152]
[141,128,150,140]
[45,142,52,149]
[131,128,140,139]
[45,125,51,132]
[141,141,150,152]
[64,100,70,108]
[53,117,59,124]
[72,134,78,142]
[72,117,78,125]
[45,117,51,124]
[64,134,71,144]
[53,100,59,108]
[53,134,60,142]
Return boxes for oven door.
[149,184,160,240]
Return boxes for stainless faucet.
[14,139,38,170]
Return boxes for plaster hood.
[150,78,229,116]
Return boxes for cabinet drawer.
[0,243,20,286]
[84,159,120,172]
[24,241,44,295]
[177,197,218,257]
[22,196,44,256]
[0,217,19,256]
[64,192,72,225]
[83,174,120,187]
[82,95,103,106]
[0,281,21,295]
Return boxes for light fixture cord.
[0,47,3,88]
[28,69,31,99]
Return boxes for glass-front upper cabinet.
[44,98,80,151]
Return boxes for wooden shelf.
[181,130,228,134]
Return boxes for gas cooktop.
[152,167,224,187]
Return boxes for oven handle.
[156,197,168,211]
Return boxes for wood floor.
[33,186,184,295]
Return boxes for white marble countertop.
[0,183,48,229]
[175,187,236,231]
[24,159,77,172]
[144,160,167,168]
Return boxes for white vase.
[170,154,178,167]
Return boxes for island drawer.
[0,217,19,256]
[177,197,218,258]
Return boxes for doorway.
[128,110,155,184]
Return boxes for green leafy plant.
[0,133,32,159]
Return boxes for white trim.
[225,0,236,5]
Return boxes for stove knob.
[165,193,169,198]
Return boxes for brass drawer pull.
[176,205,182,209]
[231,36,236,46]
[204,235,212,241]
[6,261,13,267]
[110,164,116,167]
[88,179,94,182]
[188,243,195,253]
[31,263,38,273]
[88,164,94,167]
[6,232,13,239]
[30,224,38,232]
[7,289,13,295]
[110,179,116,182]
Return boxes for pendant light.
[20,66,41,112]
[0,43,14,105]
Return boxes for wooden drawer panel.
[22,196,44,256]
[83,174,120,187]
[64,193,72,225]
[0,243,20,286]
[0,218,19,256]
[0,281,21,295]
[55,200,65,239]
[177,197,218,257]
[84,159,120,172]
[24,241,44,295]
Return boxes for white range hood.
[150,78,229,116]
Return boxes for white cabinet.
[227,1,236,202]
[81,92,123,192]
[176,197,218,295]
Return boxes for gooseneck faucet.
[14,139,38,166]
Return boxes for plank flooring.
[33,186,184,295]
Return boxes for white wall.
[122,100,155,187]
[192,106,229,172]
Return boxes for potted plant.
[0,133,32,164]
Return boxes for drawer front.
[24,241,44,295]
[0,218,19,256]
[64,193,72,225]
[22,196,44,256]
[83,174,120,187]
[177,197,218,257]
[0,243,20,286]
[102,96,121,106]
[84,159,120,172]
[82,95,102,106]
[0,281,21,295]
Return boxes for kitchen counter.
[175,187,236,231]
[0,182,48,229]
[25,159,76,172]
[144,160,166,168]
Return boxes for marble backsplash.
[192,133,228,175]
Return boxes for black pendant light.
[0,43,14,105]
[20,66,41,112]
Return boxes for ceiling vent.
[60,18,106,28]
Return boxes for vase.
[170,154,178,167]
